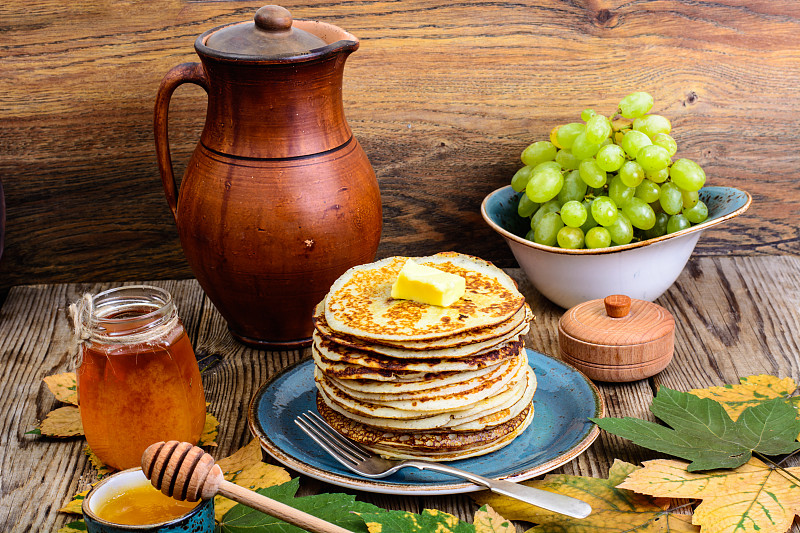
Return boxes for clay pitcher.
[154,5,382,348]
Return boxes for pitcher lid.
[204,5,328,57]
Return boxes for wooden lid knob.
[604,294,631,318]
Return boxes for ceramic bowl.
[82,468,215,533]
[481,185,751,308]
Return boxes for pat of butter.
[391,260,466,307]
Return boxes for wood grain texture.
[1,1,799,287]
[1,257,799,531]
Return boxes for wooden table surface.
[2,255,799,532]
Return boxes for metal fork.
[295,411,591,519]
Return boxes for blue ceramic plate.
[248,349,604,495]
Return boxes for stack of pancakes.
[312,252,536,461]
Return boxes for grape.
[561,200,588,228]
[643,212,669,239]
[571,132,601,160]
[585,226,612,248]
[580,199,598,232]
[557,226,585,249]
[511,166,533,192]
[682,189,699,209]
[518,193,539,218]
[666,213,691,234]
[531,200,562,229]
[526,166,563,203]
[591,196,618,226]
[652,133,677,157]
[645,167,670,184]
[683,200,708,223]
[608,175,635,208]
[633,114,671,138]
[555,149,581,170]
[578,158,607,188]
[620,130,652,159]
[521,141,557,167]
[618,92,654,119]
[533,161,562,174]
[619,160,645,187]
[585,114,611,144]
[607,211,634,244]
[659,182,683,215]
[511,91,710,250]
[558,170,588,204]
[555,123,586,149]
[670,158,706,191]
[534,212,564,246]
[595,144,626,172]
[636,144,671,173]
[622,197,656,230]
[635,179,661,203]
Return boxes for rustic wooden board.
[1,0,799,287]
[1,257,798,531]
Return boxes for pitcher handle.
[154,62,208,222]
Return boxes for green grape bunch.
[510,92,709,249]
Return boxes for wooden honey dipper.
[142,441,354,533]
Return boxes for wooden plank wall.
[2,0,799,288]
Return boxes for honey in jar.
[74,285,206,470]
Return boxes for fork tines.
[295,411,371,471]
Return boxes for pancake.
[318,395,535,461]
[314,301,533,354]
[311,252,536,461]
[324,253,525,342]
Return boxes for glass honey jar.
[73,285,206,470]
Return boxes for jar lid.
[559,294,674,347]
[204,5,328,57]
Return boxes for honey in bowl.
[94,482,199,525]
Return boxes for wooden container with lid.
[558,295,675,382]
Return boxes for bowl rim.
[480,185,751,255]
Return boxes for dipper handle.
[142,441,354,533]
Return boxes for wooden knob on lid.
[255,5,293,33]
[604,294,631,318]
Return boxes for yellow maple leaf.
[213,439,290,521]
[198,412,219,447]
[619,458,800,533]
[59,488,90,514]
[690,375,798,421]
[44,372,79,406]
[473,460,698,533]
[474,505,516,533]
[40,406,83,437]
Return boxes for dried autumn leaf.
[472,459,698,533]
[689,375,800,423]
[214,439,291,521]
[217,439,263,479]
[619,457,800,533]
[198,412,219,447]
[85,446,115,478]
[474,505,516,533]
[59,488,90,514]
[39,406,83,437]
[44,372,79,406]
